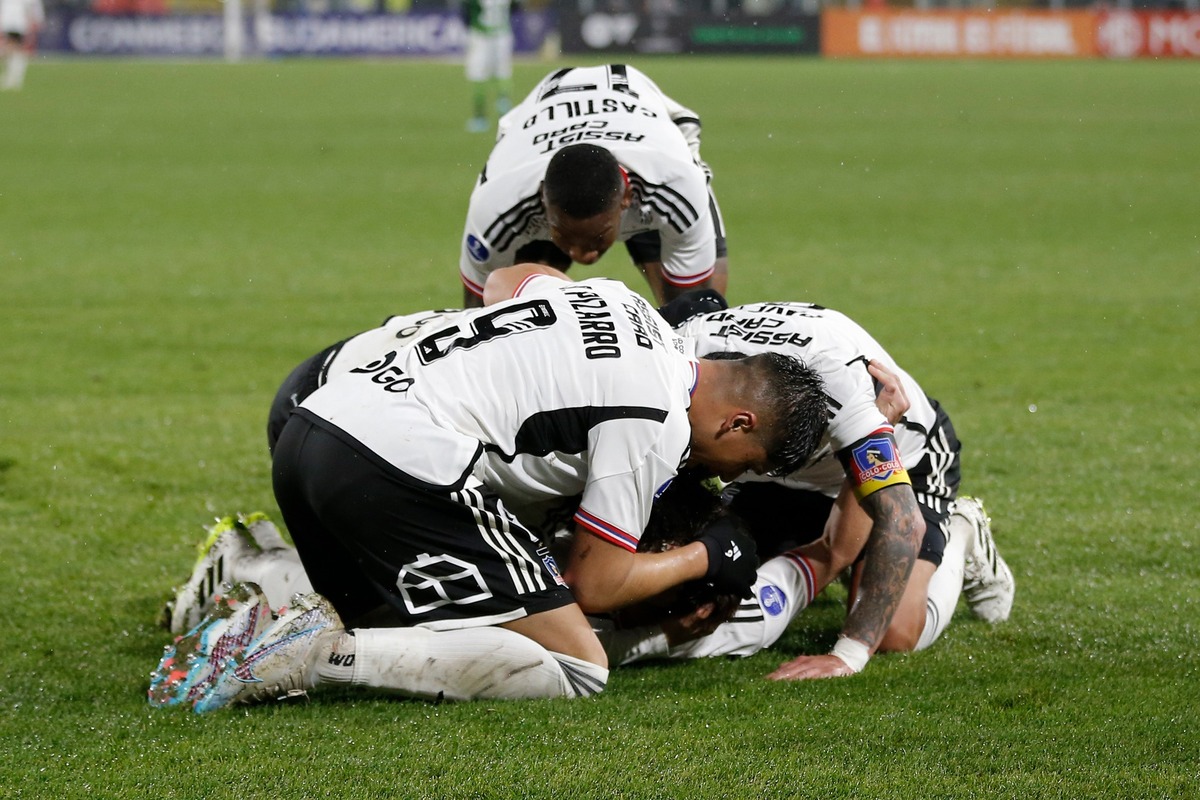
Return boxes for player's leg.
[465,30,489,132]
[312,604,607,703]
[870,399,963,652]
[196,417,607,709]
[2,32,27,90]
[493,30,514,116]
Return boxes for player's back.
[301,278,695,491]
[486,65,695,182]
[679,302,939,483]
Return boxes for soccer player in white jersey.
[461,0,516,133]
[635,299,1015,679]
[458,64,727,308]
[1,0,43,91]
[150,268,830,711]
[162,308,471,635]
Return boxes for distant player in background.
[1,0,43,91]
[459,64,728,308]
[461,0,516,133]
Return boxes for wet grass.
[0,57,1197,798]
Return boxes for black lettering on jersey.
[608,64,639,98]
[416,300,556,365]
[536,131,644,155]
[621,297,664,351]
[392,311,457,340]
[536,68,593,102]
[350,351,415,394]
[712,319,812,349]
[564,285,622,359]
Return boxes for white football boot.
[164,515,265,635]
[956,497,1016,623]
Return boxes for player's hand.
[697,517,758,599]
[869,359,910,425]
[766,654,857,681]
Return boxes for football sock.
[471,85,487,119]
[316,626,608,700]
[915,515,969,651]
[3,52,28,90]
[495,80,512,114]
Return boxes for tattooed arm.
[839,484,924,649]
[766,483,924,681]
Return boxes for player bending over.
[150,269,827,711]
[459,64,727,308]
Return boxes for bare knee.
[876,617,923,652]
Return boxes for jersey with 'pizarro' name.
[299,276,698,552]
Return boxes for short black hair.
[543,144,625,219]
[752,352,829,476]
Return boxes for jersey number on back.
[416,300,557,365]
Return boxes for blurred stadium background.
[30,0,1200,61]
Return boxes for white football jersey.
[600,550,816,665]
[459,64,717,297]
[300,276,698,552]
[677,302,940,495]
[1,0,43,33]
[321,309,470,382]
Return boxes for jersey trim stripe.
[484,193,544,251]
[513,272,543,298]
[492,405,670,462]
[663,265,716,288]
[461,272,485,298]
[782,551,818,607]
[575,508,638,552]
[628,174,699,233]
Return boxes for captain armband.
[837,428,911,500]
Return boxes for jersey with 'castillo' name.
[459,64,717,297]
[299,275,698,551]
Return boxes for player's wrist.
[830,635,870,673]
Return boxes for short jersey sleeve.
[573,421,688,552]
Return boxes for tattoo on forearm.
[844,486,922,648]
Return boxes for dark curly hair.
[617,470,743,628]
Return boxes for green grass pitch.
[0,56,1197,798]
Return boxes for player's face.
[546,205,623,265]
[687,436,773,482]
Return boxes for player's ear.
[617,168,634,209]
[726,411,756,434]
